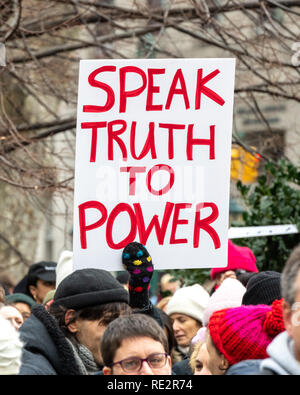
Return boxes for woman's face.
[205,334,228,375]
[170,313,201,347]
[13,302,31,321]
[194,343,212,375]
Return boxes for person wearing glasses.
[101,314,172,375]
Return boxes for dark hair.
[236,271,257,287]
[101,313,169,367]
[282,244,300,306]
[156,308,177,354]
[49,302,132,341]
[26,277,37,288]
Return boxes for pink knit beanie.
[210,240,258,280]
[208,299,285,366]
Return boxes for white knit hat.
[56,250,73,289]
[0,316,23,375]
[202,277,246,327]
[166,284,210,323]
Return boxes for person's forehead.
[170,312,195,321]
[197,343,208,359]
[114,336,165,361]
[0,306,22,319]
[13,302,31,311]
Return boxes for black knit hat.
[52,268,129,310]
[242,271,282,306]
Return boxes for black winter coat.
[172,357,193,375]
[19,304,84,375]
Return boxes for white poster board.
[73,58,236,271]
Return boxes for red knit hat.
[208,299,285,366]
[210,240,258,280]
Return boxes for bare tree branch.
[0,232,30,267]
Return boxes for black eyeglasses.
[111,353,168,373]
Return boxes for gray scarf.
[66,339,99,375]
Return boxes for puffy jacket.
[260,331,300,375]
[226,359,261,375]
[172,356,193,375]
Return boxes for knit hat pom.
[263,298,285,337]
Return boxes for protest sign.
[73,58,236,271]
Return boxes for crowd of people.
[0,239,300,376]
